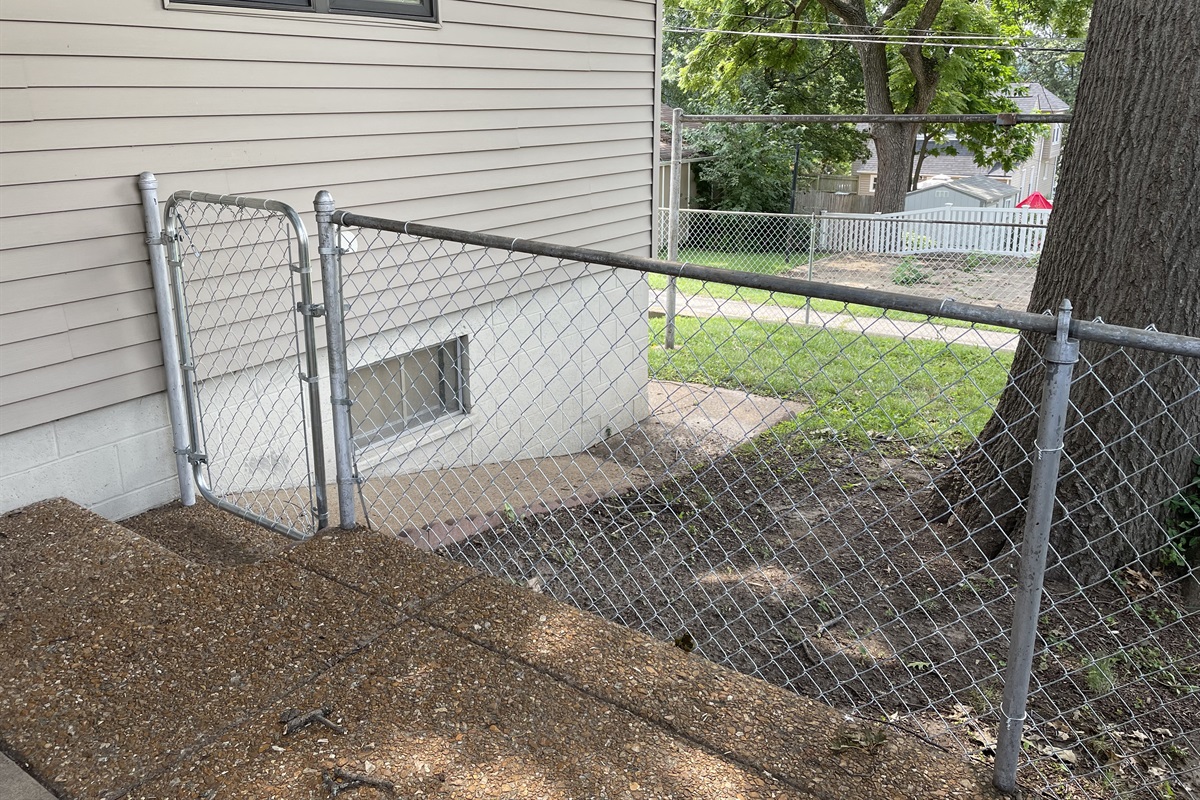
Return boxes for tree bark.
[911,127,931,190]
[871,121,919,212]
[818,0,943,212]
[944,1,1200,584]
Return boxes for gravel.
[1,498,1002,799]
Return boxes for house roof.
[909,175,1020,203]
[659,104,705,162]
[853,82,1069,178]
[1009,82,1070,114]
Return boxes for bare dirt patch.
[798,252,1038,309]
[439,435,1200,799]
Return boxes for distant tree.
[1017,51,1084,107]
[662,1,869,211]
[942,0,1199,587]
[669,0,1089,211]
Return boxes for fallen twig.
[323,766,395,797]
[281,707,347,736]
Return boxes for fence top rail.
[680,113,1072,126]
[817,214,1049,230]
[167,190,309,237]
[661,207,817,220]
[331,210,1200,359]
[660,208,1050,229]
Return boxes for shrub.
[892,257,930,286]
[965,251,1004,272]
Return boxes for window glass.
[172,0,436,23]
[349,337,466,446]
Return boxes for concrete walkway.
[652,289,1020,352]
[1,498,1002,800]
[0,751,55,800]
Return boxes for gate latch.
[296,302,326,318]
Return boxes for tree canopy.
[664,0,1090,211]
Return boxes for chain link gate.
[163,191,328,539]
[141,182,1198,798]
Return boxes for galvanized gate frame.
[162,191,328,539]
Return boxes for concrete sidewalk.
[1,751,55,800]
[1,499,1001,799]
[652,290,1021,352]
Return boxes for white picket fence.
[817,207,1051,257]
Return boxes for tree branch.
[879,0,913,25]
[912,0,944,31]
[900,0,945,113]
[814,0,866,27]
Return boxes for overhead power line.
[666,25,1085,54]
[670,8,1087,45]
[677,112,1071,125]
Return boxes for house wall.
[657,161,700,210]
[0,0,659,519]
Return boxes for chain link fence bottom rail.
[327,226,1196,798]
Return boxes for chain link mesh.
[329,222,1197,799]
[169,198,320,535]
[660,208,1048,310]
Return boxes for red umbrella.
[1017,191,1053,209]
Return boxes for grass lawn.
[648,316,1013,449]
[654,247,1012,333]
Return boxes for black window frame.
[171,0,438,24]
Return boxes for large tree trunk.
[945,1,1200,585]
[817,0,943,212]
[872,122,920,212]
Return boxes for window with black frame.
[171,0,437,23]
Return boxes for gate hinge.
[147,232,180,247]
[186,450,209,466]
[297,302,325,318]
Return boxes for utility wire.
[666,25,1085,53]
[670,8,1086,45]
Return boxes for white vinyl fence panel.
[817,207,1051,257]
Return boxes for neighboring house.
[905,175,1020,211]
[853,82,1069,199]
[0,0,660,519]
[1005,82,1070,200]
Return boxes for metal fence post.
[993,299,1080,795]
[806,212,817,326]
[138,172,197,507]
[315,191,357,529]
[665,107,683,349]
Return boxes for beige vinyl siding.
[0,0,658,435]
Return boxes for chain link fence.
[314,206,1197,800]
[148,190,1198,799]
[660,208,1048,311]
